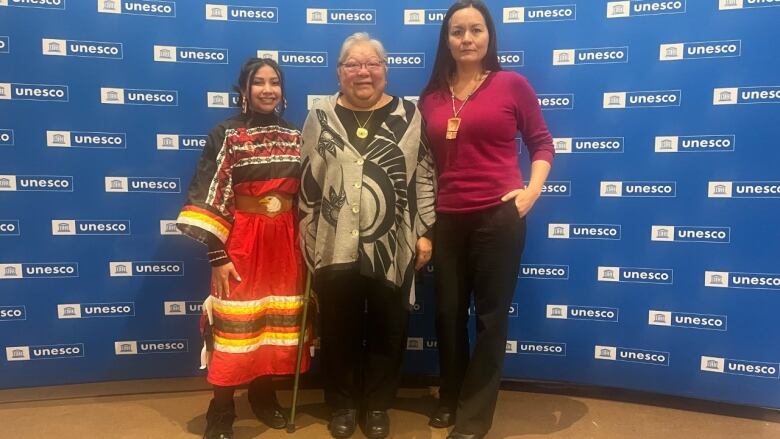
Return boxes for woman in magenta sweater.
[418,1,554,438]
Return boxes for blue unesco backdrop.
[1,0,779,409]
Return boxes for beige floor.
[1,380,778,439]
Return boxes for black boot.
[203,399,235,439]
[248,378,287,429]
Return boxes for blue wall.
[1,0,779,409]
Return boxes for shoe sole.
[328,426,356,438]
[428,419,455,428]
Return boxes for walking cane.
[287,271,312,433]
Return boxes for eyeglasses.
[339,61,384,73]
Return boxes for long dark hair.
[233,57,287,119]
[421,0,502,97]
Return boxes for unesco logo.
[607,1,686,18]
[651,225,730,243]
[154,45,229,64]
[600,181,676,197]
[156,134,206,150]
[115,339,188,355]
[0,36,9,53]
[57,302,135,319]
[0,175,73,192]
[701,356,779,379]
[0,83,68,102]
[109,261,184,277]
[598,266,673,284]
[503,5,576,23]
[386,53,425,68]
[517,341,567,356]
[406,337,424,351]
[546,305,619,322]
[0,128,13,146]
[595,345,669,366]
[406,337,438,351]
[655,135,735,153]
[519,264,569,280]
[6,344,85,361]
[537,94,574,110]
[257,50,328,67]
[553,137,624,154]
[47,131,126,149]
[553,47,628,66]
[51,220,131,236]
[720,0,780,10]
[603,90,681,108]
[164,301,203,316]
[705,270,780,290]
[104,177,180,193]
[548,224,621,240]
[159,220,182,235]
[0,305,26,321]
[206,4,277,22]
[713,86,780,105]
[403,9,446,25]
[101,88,178,106]
[660,40,741,61]
[42,38,122,59]
[98,0,176,17]
[0,220,20,236]
[207,91,240,108]
[708,181,780,198]
[1,0,65,9]
[649,310,727,331]
[536,181,571,197]
[0,263,79,279]
[306,8,376,25]
[497,51,524,67]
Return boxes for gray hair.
[337,32,387,65]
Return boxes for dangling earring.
[241,96,248,114]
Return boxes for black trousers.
[317,271,410,411]
[433,201,526,435]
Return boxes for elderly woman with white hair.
[299,32,436,439]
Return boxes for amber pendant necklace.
[447,72,489,140]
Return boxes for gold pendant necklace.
[352,108,375,139]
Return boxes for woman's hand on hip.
[415,237,433,271]
[501,187,541,218]
[211,262,241,299]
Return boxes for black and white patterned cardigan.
[299,94,436,305]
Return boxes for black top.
[335,96,398,155]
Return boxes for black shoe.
[428,405,455,428]
[252,405,287,429]
[203,399,235,439]
[447,432,484,439]
[362,410,389,439]
[328,408,357,438]
[247,383,287,429]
